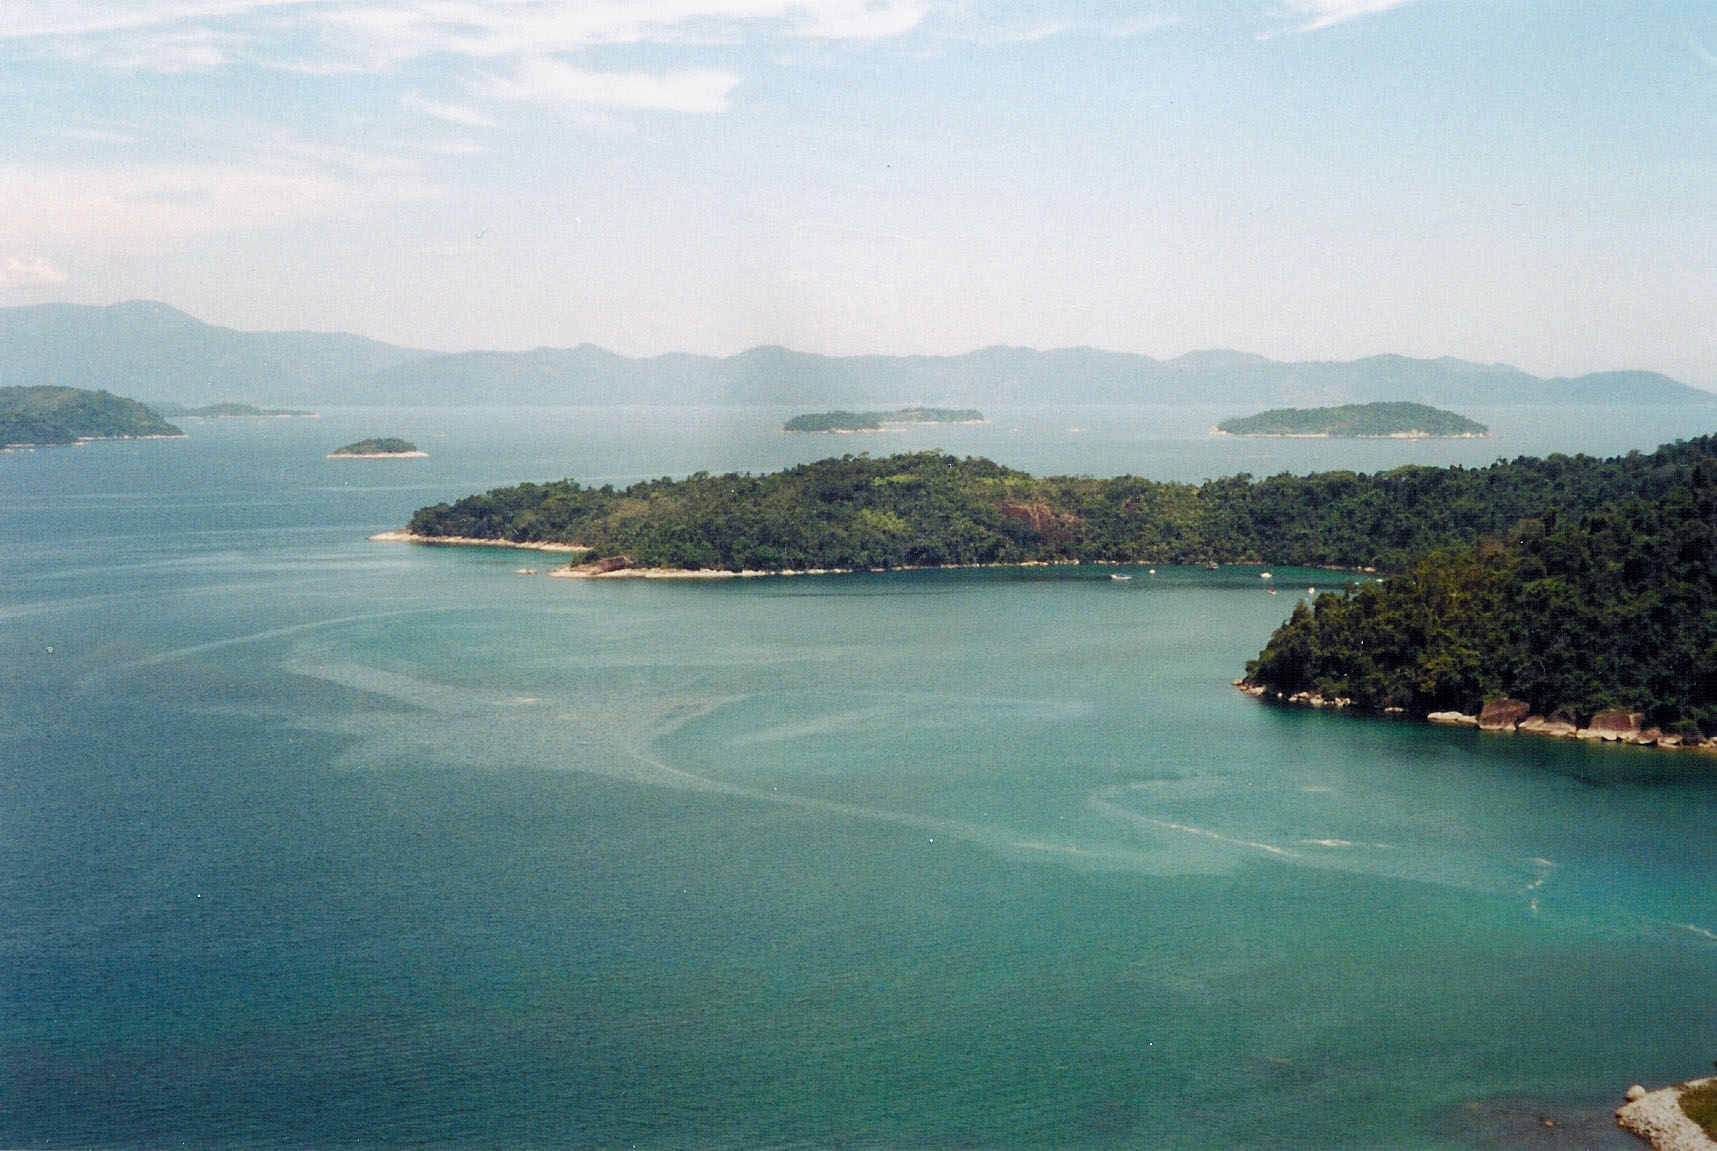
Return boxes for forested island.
[1215,401,1487,438]
[784,407,985,433]
[405,437,1713,574]
[329,437,423,458]
[1240,455,1717,738]
[405,438,1717,741]
[0,386,181,447]
[153,401,315,418]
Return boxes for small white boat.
[1260,571,1272,580]
[515,567,537,575]
[1110,573,1132,581]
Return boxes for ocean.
[3,402,1715,1148]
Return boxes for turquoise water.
[4,407,1717,1148]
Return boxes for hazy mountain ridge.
[0,301,434,405]
[2,301,1709,408]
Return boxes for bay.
[3,402,1716,1148]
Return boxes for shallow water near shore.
[3,404,1716,1148]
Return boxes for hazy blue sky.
[2,1,1715,383]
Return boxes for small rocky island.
[1215,401,1487,438]
[785,407,985,433]
[328,437,425,458]
[1,386,182,448]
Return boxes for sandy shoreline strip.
[369,530,587,553]
[1617,1079,1717,1150]
[3,433,188,451]
[368,537,1366,582]
[369,532,1111,576]
[329,451,429,458]
[549,565,850,579]
[549,558,1106,579]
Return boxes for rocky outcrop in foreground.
[1477,698,1531,731]
[1617,1079,1717,1151]
[1486,702,1707,747]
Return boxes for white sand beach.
[369,530,586,552]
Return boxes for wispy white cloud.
[0,147,437,255]
[312,1,926,71]
[1690,33,1717,69]
[62,128,144,145]
[1,1,928,69]
[1276,0,1423,32]
[401,92,498,128]
[480,56,740,113]
[790,0,922,39]
[100,27,235,72]
[1106,14,1176,39]
[0,0,926,136]
[969,20,1071,46]
[930,6,1175,48]
[0,1,322,41]
[0,254,70,290]
[417,136,485,155]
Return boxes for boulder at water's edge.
[1478,698,1532,731]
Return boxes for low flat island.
[784,407,985,433]
[1214,401,1487,438]
[153,401,316,419]
[328,437,426,458]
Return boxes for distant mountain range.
[2,300,1711,409]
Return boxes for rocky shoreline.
[1617,1079,1717,1150]
[1234,683,1716,754]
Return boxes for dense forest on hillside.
[0,386,180,446]
[1216,402,1486,438]
[1244,461,1717,731]
[407,436,1717,574]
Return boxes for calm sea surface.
[4,403,1716,1148]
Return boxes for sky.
[2,1,1716,384]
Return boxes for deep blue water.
[3,405,1716,1148]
